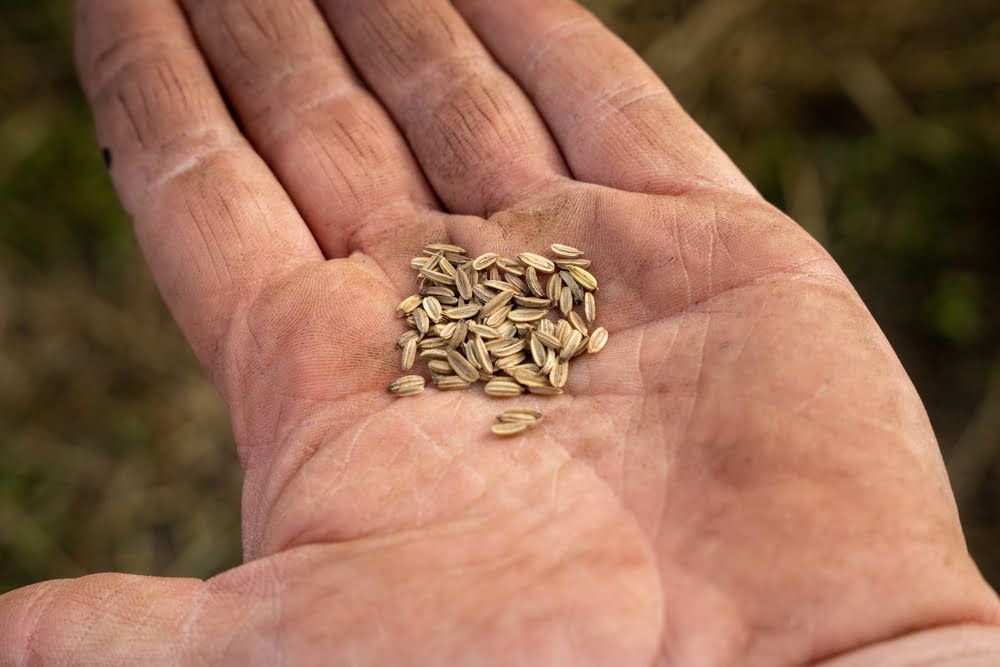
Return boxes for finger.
[319,0,571,216]
[75,0,323,373]
[180,0,440,258]
[455,0,757,197]
[0,574,204,664]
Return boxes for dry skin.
[389,243,609,437]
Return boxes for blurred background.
[1,0,998,594]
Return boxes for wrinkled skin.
[2,1,998,665]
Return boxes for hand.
[3,0,998,665]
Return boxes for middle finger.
[319,0,571,217]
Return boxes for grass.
[1,0,998,593]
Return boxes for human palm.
[2,0,998,665]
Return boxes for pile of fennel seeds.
[388,243,608,436]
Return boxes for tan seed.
[449,320,469,349]
[485,305,512,329]
[436,376,471,390]
[549,360,569,388]
[525,266,545,297]
[437,321,457,339]
[514,295,551,308]
[443,304,481,320]
[398,329,420,348]
[401,337,417,371]
[538,319,554,335]
[419,348,449,360]
[588,327,609,353]
[550,243,584,258]
[540,348,558,374]
[567,265,597,291]
[495,352,527,370]
[468,323,500,339]
[397,294,423,316]
[496,258,525,276]
[410,256,430,270]
[485,379,525,397]
[498,408,542,424]
[584,292,596,323]
[560,330,583,361]
[418,336,448,349]
[472,252,499,270]
[528,385,563,395]
[481,290,515,317]
[554,319,572,343]
[424,286,455,299]
[568,311,589,337]
[483,279,520,294]
[446,349,480,383]
[560,270,584,302]
[559,286,573,316]
[510,368,549,388]
[419,268,455,285]
[555,258,592,269]
[422,296,443,322]
[425,243,466,254]
[530,334,547,367]
[413,307,430,335]
[546,273,562,304]
[489,339,525,357]
[505,275,529,294]
[437,256,457,277]
[492,421,530,436]
[518,252,556,273]
[428,359,453,374]
[534,330,562,349]
[472,335,494,374]
[388,375,425,395]
[463,341,480,369]
[454,267,473,301]
[507,308,547,323]
[472,284,495,303]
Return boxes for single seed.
[436,376,471,390]
[514,295,551,308]
[485,379,525,397]
[507,308,547,323]
[420,348,449,360]
[463,341,481,369]
[419,268,455,285]
[413,307,430,335]
[584,292,596,323]
[559,286,573,316]
[425,243,466,254]
[397,295,422,316]
[424,286,455,299]
[443,304,481,320]
[537,319,554,335]
[428,359,453,374]
[588,327,609,353]
[410,257,430,270]
[472,335,495,374]
[468,323,500,339]
[495,352,527,370]
[547,273,562,304]
[554,319,572,343]
[540,348,558,374]
[496,321,517,338]
[472,284,495,303]
[450,320,469,349]
[518,252,556,273]
[388,375,425,396]
[534,330,562,349]
[488,266,501,282]
[498,408,542,424]
[422,296,442,322]
[560,330,583,361]
[437,321,457,339]
[398,330,420,348]
[568,311,588,337]
[529,385,563,395]
[550,360,569,388]
[525,266,545,297]
[567,265,597,291]
[550,243,584,258]
[455,267,473,301]
[401,337,417,371]
[438,256,457,277]
[472,252,499,270]
[492,421,529,436]
[489,339,526,357]
[483,279,519,294]
[485,305,512,329]
[446,349,480,383]
[530,334,547,367]
[510,368,549,388]
[555,258,592,269]
[418,336,448,349]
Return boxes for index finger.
[75,0,322,374]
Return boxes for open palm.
[3,0,998,665]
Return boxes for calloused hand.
[2,1,998,665]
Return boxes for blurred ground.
[1,0,998,594]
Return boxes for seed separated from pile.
[391,242,612,435]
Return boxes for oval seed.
[560,330,583,361]
[498,408,542,424]
[428,359,453,374]
[401,337,417,371]
[567,265,597,291]
[446,349,480,383]
[492,422,529,436]
[388,375,425,395]
[588,327,609,353]
[525,266,545,297]
[443,304,481,320]
[549,360,569,388]
[559,286,573,316]
[413,307,430,335]
[472,252,499,270]
[425,243,466,254]
[507,308,547,323]
[568,311,588,337]
[397,294,422,316]
[436,376,471,390]
[550,243,584,258]
[584,292,596,323]
[518,252,556,273]
[546,273,562,304]
[530,334,547,367]
[485,379,525,396]
[422,296,442,322]
[454,267,473,301]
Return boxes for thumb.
[0,574,207,665]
